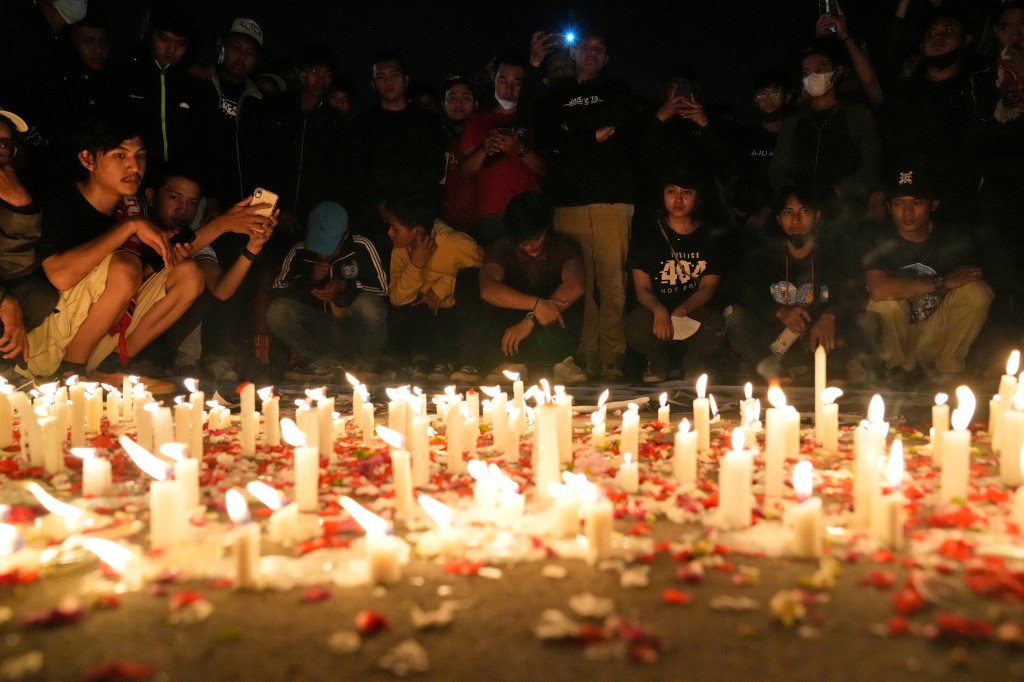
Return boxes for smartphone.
[170,225,197,245]
[252,187,279,217]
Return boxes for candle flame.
[257,386,274,402]
[247,481,287,510]
[623,452,633,466]
[1009,350,1021,376]
[590,410,604,428]
[562,471,596,501]
[952,386,976,430]
[65,374,79,387]
[376,425,405,449]
[793,460,813,500]
[385,387,405,401]
[731,427,745,452]
[418,495,453,529]
[867,395,885,424]
[709,394,719,418]
[659,392,667,408]
[340,495,389,535]
[24,482,85,519]
[767,384,786,408]
[935,393,948,407]
[821,387,843,405]
[598,389,609,408]
[886,439,904,490]
[37,382,57,397]
[69,447,96,460]
[547,482,568,499]
[344,372,361,388]
[678,418,691,434]
[480,385,501,398]
[184,378,198,393]
[489,464,520,494]
[1013,388,1024,412]
[467,459,488,480]
[744,382,752,400]
[696,373,707,398]
[225,489,250,525]
[174,395,184,406]
[503,369,521,382]
[119,436,170,480]
[627,402,638,413]
[280,418,307,448]
[65,536,134,574]
[304,387,326,401]
[159,443,188,462]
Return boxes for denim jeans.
[267,293,388,364]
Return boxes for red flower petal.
[355,609,389,636]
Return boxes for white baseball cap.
[0,110,28,133]
[229,17,263,47]
[52,0,88,24]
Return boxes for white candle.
[361,403,375,446]
[379,427,414,520]
[410,414,430,487]
[261,392,280,447]
[446,400,465,473]
[819,387,842,453]
[295,403,319,451]
[0,384,11,449]
[39,415,62,474]
[469,460,499,510]
[693,374,710,452]
[583,495,613,564]
[9,391,33,461]
[619,403,640,462]
[506,407,522,457]
[940,388,975,504]
[871,440,906,549]
[998,351,1020,403]
[673,418,698,486]
[718,428,753,530]
[67,381,85,447]
[104,387,120,428]
[549,483,580,537]
[172,455,200,511]
[764,386,788,498]
[657,392,670,426]
[84,385,102,434]
[1000,398,1024,486]
[187,385,204,458]
[173,402,191,445]
[388,393,407,439]
[121,375,134,423]
[150,405,173,454]
[990,396,1005,447]
[533,402,560,505]
[149,479,186,549]
[932,393,949,464]
[239,383,255,421]
[75,448,112,497]
[489,390,507,453]
[316,396,334,459]
[341,496,401,585]
[813,344,826,444]
[787,460,823,559]
[614,451,639,493]
[226,489,261,590]
[554,388,572,464]
[853,395,887,528]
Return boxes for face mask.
[802,72,834,97]
[495,96,517,111]
[922,46,962,70]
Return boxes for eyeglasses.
[0,141,17,158]
[755,89,784,101]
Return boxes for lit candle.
[361,401,375,446]
[239,382,256,422]
[120,435,184,549]
[814,343,826,444]
[446,398,465,473]
[226,489,261,590]
[38,414,61,474]
[506,407,522,457]
[553,386,572,463]
[185,379,204,459]
[84,383,102,433]
[673,418,698,486]
[548,481,580,537]
[247,481,299,545]
[68,378,85,448]
[282,418,318,513]
[1014,446,1024,528]
[295,401,319,452]
[387,387,408,441]
[999,351,1020,403]
[693,374,710,452]
[871,439,906,549]
[940,387,975,504]
[316,394,334,460]
[162,444,199,511]
[8,391,33,461]
[533,400,560,506]
[149,404,173,454]
[764,385,788,498]
[853,395,887,528]
[931,392,949,465]
[468,459,499,510]
[508,369,525,432]
[121,375,135,423]
[72,447,111,497]
[615,451,639,493]
[717,428,753,530]
[483,387,507,453]
[1000,390,1024,485]
[24,481,88,534]
[590,409,606,449]
[341,496,401,585]
[0,384,11,450]
[378,426,414,520]
[819,387,842,453]
[418,495,462,556]
[103,384,120,428]
[173,399,191,445]
[787,460,823,559]
[465,389,480,436]
[619,402,640,462]
[258,386,280,447]
[658,392,670,426]
[581,481,613,564]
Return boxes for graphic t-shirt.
[626,219,721,310]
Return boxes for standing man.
[458,54,544,245]
[348,53,445,238]
[537,26,636,381]
[863,167,992,386]
[440,74,478,234]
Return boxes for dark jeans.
[267,293,388,364]
[472,302,583,371]
[134,290,211,368]
[6,273,58,332]
[623,305,725,375]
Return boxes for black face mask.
[786,233,810,248]
[761,109,785,123]
[922,46,963,71]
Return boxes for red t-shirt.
[458,109,540,217]
[443,135,477,233]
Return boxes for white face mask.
[802,72,834,97]
[495,96,517,111]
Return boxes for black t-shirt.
[484,232,583,298]
[626,219,722,310]
[37,183,115,261]
[862,224,977,278]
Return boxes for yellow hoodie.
[389,220,483,308]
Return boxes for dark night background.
[97,0,998,122]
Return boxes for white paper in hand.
[672,316,701,340]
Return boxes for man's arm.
[865,268,936,301]
[42,218,171,291]
[672,274,720,318]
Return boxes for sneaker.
[598,363,624,383]
[552,356,587,385]
[642,363,666,384]
[428,362,454,384]
[450,365,482,384]
[485,363,529,385]
[206,357,239,382]
[283,363,334,383]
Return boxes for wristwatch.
[931,275,944,292]
[517,145,529,158]
[524,311,536,321]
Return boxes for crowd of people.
[1,0,1022,391]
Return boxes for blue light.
[564,31,576,44]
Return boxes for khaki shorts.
[24,254,170,377]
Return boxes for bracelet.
[240,248,257,262]
[531,297,540,312]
